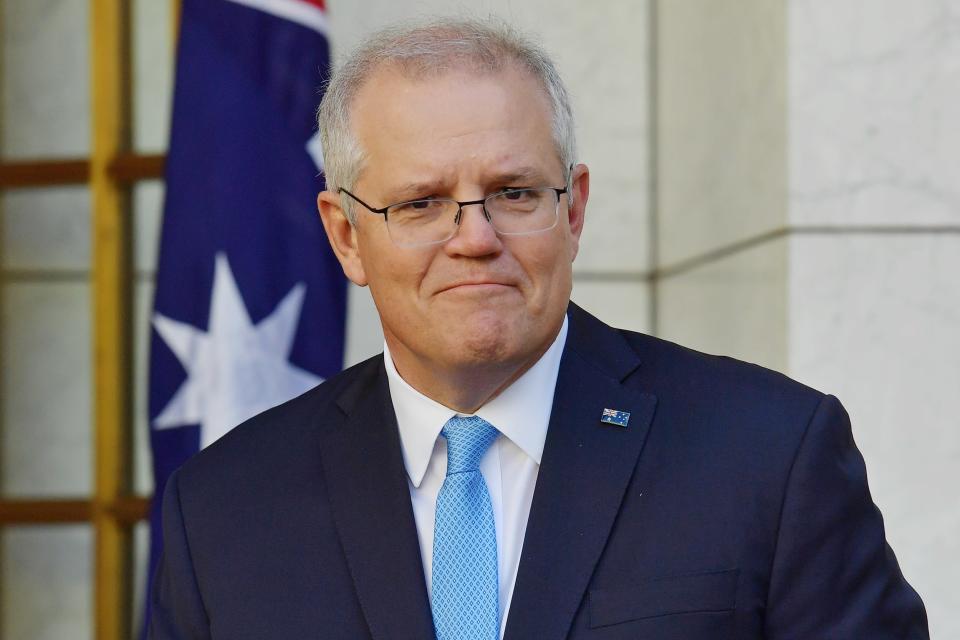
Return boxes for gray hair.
[317,17,578,223]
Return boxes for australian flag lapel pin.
[601,408,630,427]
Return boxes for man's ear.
[317,190,368,286]
[566,163,589,261]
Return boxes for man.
[150,18,929,640]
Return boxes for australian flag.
[145,0,343,629]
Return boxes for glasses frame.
[338,185,569,247]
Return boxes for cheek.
[526,238,574,294]
[568,233,581,261]
[362,247,433,308]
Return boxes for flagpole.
[90,0,133,638]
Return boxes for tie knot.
[441,416,499,474]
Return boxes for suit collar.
[504,303,658,640]
[319,359,435,640]
[564,302,645,382]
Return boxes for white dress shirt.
[383,316,568,638]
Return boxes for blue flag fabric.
[145,0,342,629]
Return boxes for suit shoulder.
[621,328,823,404]
[607,328,831,459]
[175,353,383,488]
[603,328,841,491]
[566,304,823,411]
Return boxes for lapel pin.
[601,408,630,427]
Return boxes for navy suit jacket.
[150,304,928,639]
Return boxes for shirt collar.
[384,315,569,488]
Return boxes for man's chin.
[451,323,546,372]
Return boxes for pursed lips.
[435,280,516,294]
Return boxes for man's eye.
[407,200,446,211]
[502,189,531,200]
[396,199,444,213]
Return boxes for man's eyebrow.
[386,167,552,201]
[489,167,546,185]
[389,180,449,201]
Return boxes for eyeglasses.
[338,185,568,247]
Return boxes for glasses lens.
[486,188,559,235]
[385,199,459,246]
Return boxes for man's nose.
[445,203,502,256]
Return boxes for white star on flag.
[152,252,322,449]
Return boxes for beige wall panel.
[131,182,162,495]
[1,526,92,640]
[1,282,92,497]
[133,279,154,496]
[789,0,960,226]
[1,0,90,158]
[657,238,788,373]
[571,279,650,334]
[131,521,150,638]
[132,0,174,152]
[788,232,960,638]
[655,0,787,267]
[343,283,384,367]
[1,187,90,271]
[132,181,163,276]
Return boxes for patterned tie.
[432,416,500,640]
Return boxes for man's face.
[323,63,589,380]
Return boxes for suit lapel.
[504,306,658,640]
[317,358,435,640]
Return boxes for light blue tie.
[432,416,500,640]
